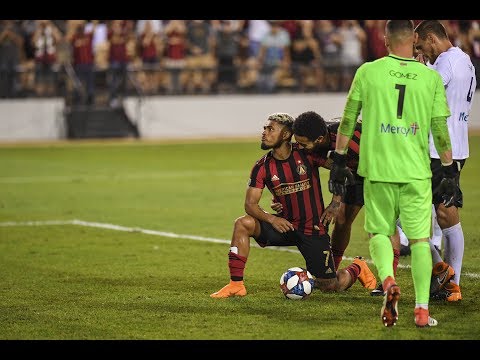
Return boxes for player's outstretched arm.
[320,195,343,226]
[327,150,355,198]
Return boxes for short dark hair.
[293,111,328,141]
[386,20,414,41]
[414,20,448,40]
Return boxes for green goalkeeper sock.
[369,234,394,283]
[410,241,432,304]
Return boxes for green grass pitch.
[1,136,479,340]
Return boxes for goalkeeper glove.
[327,150,355,198]
[439,161,459,208]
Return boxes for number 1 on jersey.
[395,84,406,119]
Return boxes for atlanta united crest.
[296,163,307,175]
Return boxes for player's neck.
[273,142,292,160]
[390,43,414,59]
[439,40,453,53]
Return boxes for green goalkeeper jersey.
[346,54,450,182]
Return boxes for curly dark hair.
[293,111,328,141]
[267,112,294,129]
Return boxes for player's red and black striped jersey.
[248,143,328,236]
[317,120,362,173]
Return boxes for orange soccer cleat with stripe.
[444,281,462,302]
[353,256,377,290]
[210,280,247,299]
[432,281,462,302]
[430,261,455,295]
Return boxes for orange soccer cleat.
[432,281,462,302]
[210,280,247,299]
[414,308,438,327]
[430,261,455,295]
[353,256,377,290]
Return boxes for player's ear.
[283,128,293,140]
[315,135,324,145]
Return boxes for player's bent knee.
[234,215,257,233]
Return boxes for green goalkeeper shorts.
[364,178,432,240]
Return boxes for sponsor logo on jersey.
[459,112,469,122]
[273,179,311,196]
[380,122,419,136]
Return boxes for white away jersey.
[428,46,476,159]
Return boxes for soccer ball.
[279,267,315,300]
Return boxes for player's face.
[294,134,327,152]
[414,34,437,64]
[294,134,316,151]
[261,120,285,150]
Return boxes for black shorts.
[254,218,336,279]
[431,158,465,208]
[344,173,364,206]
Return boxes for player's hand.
[439,161,459,208]
[320,198,342,226]
[270,198,283,213]
[415,53,427,65]
[270,216,295,233]
[327,151,355,197]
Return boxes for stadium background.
[2,19,480,142]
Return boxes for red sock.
[393,249,400,277]
[345,263,361,288]
[228,251,247,281]
[332,248,344,271]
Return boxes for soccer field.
[1,136,479,340]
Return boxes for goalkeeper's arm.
[328,97,361,196]
[431,115,453,165]
[335,98,361,154]
[431,115,458,207]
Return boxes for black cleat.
[371,283,384,296]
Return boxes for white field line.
[0,219,299,254]
[1,219,479,280]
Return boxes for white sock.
[431,205,443,249]
[397,225,409,247]
[429,241,443,264]
[443,223,464,285]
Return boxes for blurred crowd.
[1,20,480,107]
